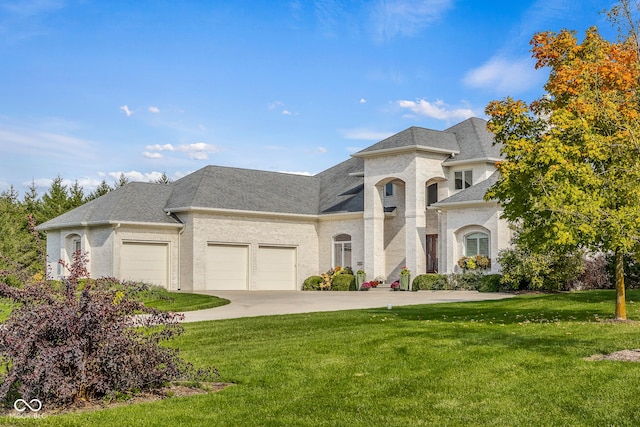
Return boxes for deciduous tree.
[486,26,640,320]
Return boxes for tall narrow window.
[464,232,489,257]
[384,182,394,196]
[333,234,352,268]
[454,170,473,190]
[383,182,396,209]
[427,183,438,206]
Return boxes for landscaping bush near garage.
[302,275,323,290]
[302,267,356,291]
[331,273,356,291]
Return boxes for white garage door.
[120,242,169,288]
[206,244,249,290]
[256,246,297,290]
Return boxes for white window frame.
[455,170,473,190]
[464,232,489,257]
[333,234,352,268]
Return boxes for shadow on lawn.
[361,291,640,359]
[367,290,638,326]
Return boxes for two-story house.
[38,117,511,290]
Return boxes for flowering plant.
[390,280,400,289]
[457,255,491,270]
[370,280,379,288]
[399,267,410,276]
[360,282,372,290]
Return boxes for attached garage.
[120,241,169,288]
[206,244,249,290]
[256,246,297,290]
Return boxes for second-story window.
[384,182,394,197]
[455,170,473,190]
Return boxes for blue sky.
[0,0,617,195]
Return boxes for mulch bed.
[585,349,640,362]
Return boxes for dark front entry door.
[426,234,438,273]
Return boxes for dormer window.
[455,170,472,190]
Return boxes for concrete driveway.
[179,289,514,322]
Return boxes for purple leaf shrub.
[0,250,217,408]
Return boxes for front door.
[426,234,438,273]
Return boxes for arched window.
[333,234,352,268]
[464,232,489,257]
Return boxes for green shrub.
[498,247,585,291]
[302,276,323,291]
[478,274,503,292]
[331,274,355,291]
[412,274,448,290]
[448,272,483,290]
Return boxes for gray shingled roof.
[434,171,500,206]
[166,165,321,215]
[443,117,501,162]
[38,182,180,230]
[354,126,460,156]
[38,118,499,230]
[316,157,365,214]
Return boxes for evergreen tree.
[41,176,70,221]
[155,172,172,184]
[68,180,86,209]
[114,173,129,188]
[88,179,112,200]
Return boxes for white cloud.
[146,143,175,151]
[370,0,453,42]
[268,101,283,110]
[282,110,292,116]
[0,124,92,159]
[359,98,367,104]
[107,170,166,183]
[143,141,220,160]
[143,151,163,159]
[278,170,313,176]
[396,99,475,121]
[464,56,543,94]
[340,128,394,141]
[148,106,160,113]
[177,142,220,160]
[120,105,133,117]
[317,147,327,153]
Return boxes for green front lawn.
[4,290,640,426]
[0,291,227,324]
[140,291,228,312]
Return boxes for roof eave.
[165,207,320,220]
[37,220,184,231]
[429,200,499,209]
[444,157,503,166]
[352,145,459,159]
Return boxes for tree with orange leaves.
[485,25,640,320]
